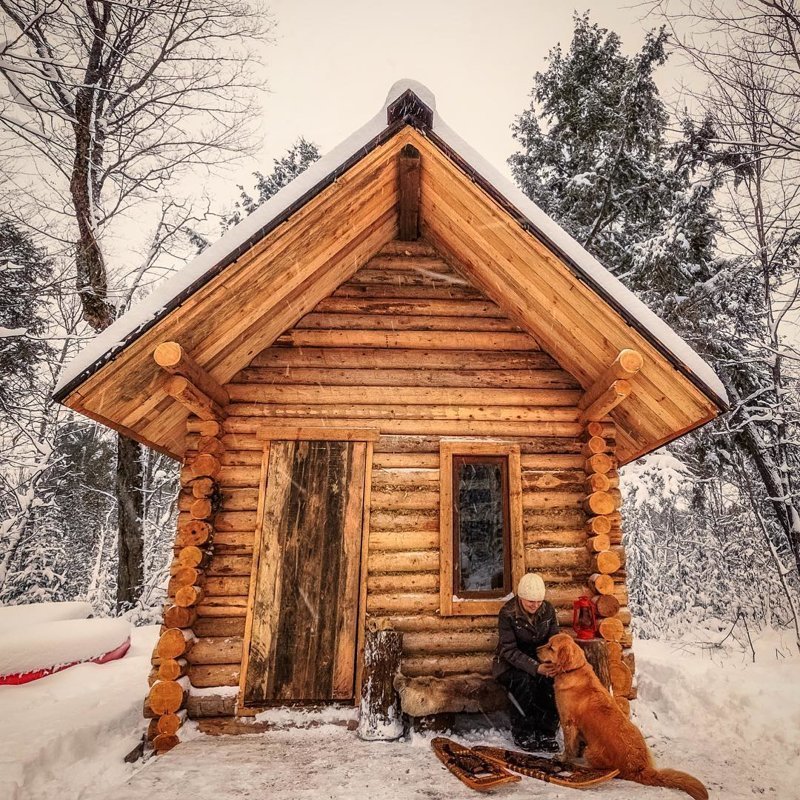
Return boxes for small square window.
[440,441,525,616]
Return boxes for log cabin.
[54,80,728,752]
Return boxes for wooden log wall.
[144,419,224,752]
[175,238,635,722]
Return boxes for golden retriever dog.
[537,633,708,800]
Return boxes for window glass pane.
[456,460,506,593]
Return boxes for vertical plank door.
[244,440,366,704]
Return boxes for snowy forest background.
[1,0,799,653]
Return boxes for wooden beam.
[398,144,421,241]
[154,341,229,409]
[164,375,225,421]
[256,426,380,442]
[578,349,643,412]
[579,379,632,424]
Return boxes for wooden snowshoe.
[473,746,619,789]
[431,737,521,792]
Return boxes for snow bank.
[0,600,92,633]
[0,617,130,677]
[0,625,158,800]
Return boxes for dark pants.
[497,666,559,738]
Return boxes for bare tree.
[0,0,271,609]
[648,0,800,592]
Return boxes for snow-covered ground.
[0,625,158,800]
[1,625,798,799]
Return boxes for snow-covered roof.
[55,79,727,409]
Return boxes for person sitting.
[492,572,560,752]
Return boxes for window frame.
[439,440,525,616]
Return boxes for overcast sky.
[255,1,674,178]
[119,1,699,268]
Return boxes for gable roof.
[54,79,727,462]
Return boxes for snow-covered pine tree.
[223,138,321,230]
[509,15,673,277]
[0,220,53,409]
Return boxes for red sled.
[0,638,131,685]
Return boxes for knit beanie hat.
[517,572,546,602]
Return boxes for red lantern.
[572,596,596,640]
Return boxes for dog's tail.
[633,767,708,800]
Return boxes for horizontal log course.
[153,733,180,755]
[215,465,261,486]
[236,365,579,389]
[367,551,439,573]
[402,631,497,655]
[177,546,209,569]
[367,573,439,593]
[186,693,236,719]
[187,637,244,665]
[371,468,439,488]
[168,565,202,591]
[174,585,204,608]
[249,345,562,371]
[208,531,255,551]
[196,420,222,437]
[586,534,611,553]
[158,658,189,682]
[593,594,621,618]
[271,329,540,351]
[367,592,440,614]
[586,516,612,535]
[206,555,252,576]
[598,617,625,642]
[370,510,437,532]
[156,628,194,660]
[208,511,256,532]
[368,530,439,551]
[190,453,222,479]
[583,491,617,516]
[196,596,249,617]
[163,605,197,629]
[231,403,580,425]
[156,711,186,737]
[148,680,187,715]
[191,477,217,498]
[193,617,246,637]
[522,470,586,491]
[189,664,241,688]
[176,520,213,547]
[525,545,624,574]
[589,573,615,595]
[593,550,622,574]
[227,384,581,408]
[296,312,518,332]
[223,415,586,439]
[401,654,493,677]
[370,490,439,511]
[524,509,586,530]
[525,529,593,548]
[378,614,499,633]
[205,576,250,596]
[584,453,614,475]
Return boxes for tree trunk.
[116,433,144,611]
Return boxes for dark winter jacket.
[492,597,560,678]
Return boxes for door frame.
[236,425,378,716]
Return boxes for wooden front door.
[243,439,366,705]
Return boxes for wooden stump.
[357,623,403,741]
[576,639,611,691]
